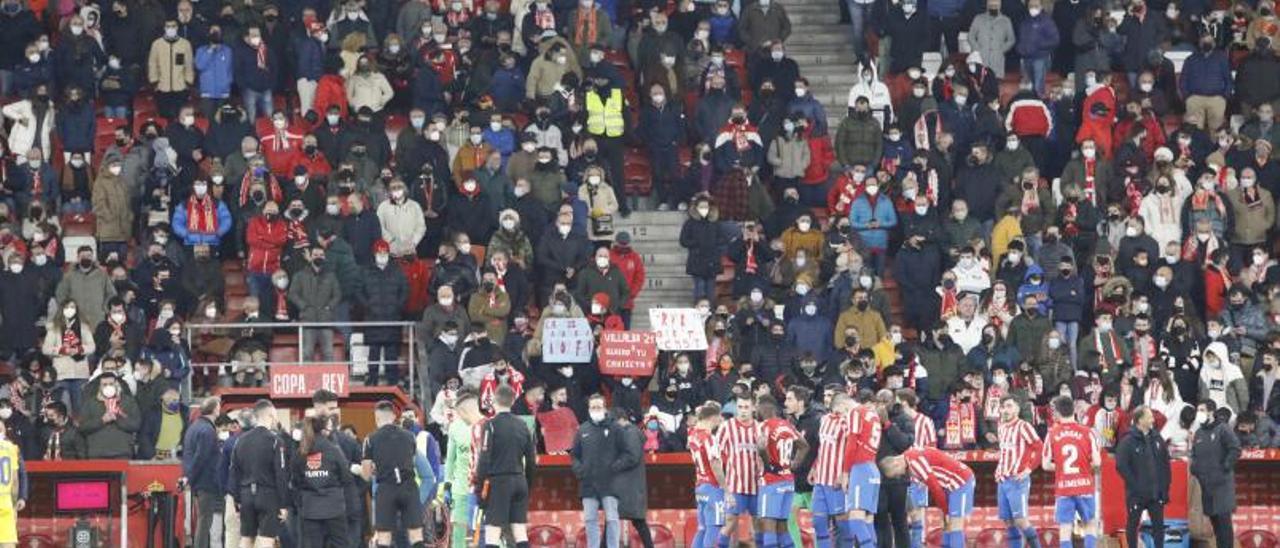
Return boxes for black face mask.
[845,335,858,347]
[855,301,869,311]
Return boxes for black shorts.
[373,482,424,530]
[239,489,282,539]
[482,475,529,527]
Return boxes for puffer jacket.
[376,197,426,256]
[679,207,724,279]
[487,227,536,268]
[147,37,195,92]
[92,166,133,243]
[288,267,341,322]
[79,393,141,459]
[834,113,883,168]
[768,135,811,179]
[346,70,395,112]
[245,215,288,274]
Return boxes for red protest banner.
[536,407,580,453]
[269,364,351,398]
[598,330,659,376]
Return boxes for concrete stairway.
[614,210,696,330]
[783,0,860,129]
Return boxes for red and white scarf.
[186,195,219,234]
[943,395,977,449]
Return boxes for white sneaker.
[657,203,671,211]
[677,202,688,211]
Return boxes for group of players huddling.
[688,389,1101,548]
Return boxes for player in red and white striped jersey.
[1043,396,1102,548]
[689,403,727,548]
[895,388,934,548]
[716,395,763,545]
[808,394,852,548]
[995,397,1043,548]
[842,393,883,548]
[882,447,976,548]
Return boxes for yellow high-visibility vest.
[586,88,624,137]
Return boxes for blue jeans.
[1054,320,1079,368]
[583,496,620,548]
[60,379,86,413]
[1021,56,1051,97]
[846,1,874,56]
[694,277,716,301]
[247,272,274,303]
[242,88,273,120]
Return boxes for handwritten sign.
[269,364,351,398]
[541,318,594,363]
[536,407,580,453]
[598,330,659,376]
[648,308,709,351]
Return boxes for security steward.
[361,401,427,548]
[475,384,537,548]
[229,399,291,548]
[312,389,366,547]
[292,416,354,548]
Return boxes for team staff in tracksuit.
[361,401,427,548]
[291,416,354,547]
[229,400,291,547]
[475,384,537,548]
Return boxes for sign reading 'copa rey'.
[541,318,594,363]
[598,330,659,376]
[648,308,709,351]
[270,364,350,398]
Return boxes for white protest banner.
[648,308,709,351]
[541,318,594,363]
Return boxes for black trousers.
[1124,499,1165,548]
[875,481,910,548]
[1208,513,1234,548]
[302,516,349,548]
[595,134,629,214]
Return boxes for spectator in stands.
[836,97,882,170]
[233,27,278,119]
[738,0,790,53]
[56,247,116,330]
[967,0,1014,78]
[0,252,42,359]
[38,401,85,460]
[1181,34,1233,132]
[79,372,140,459]
[173,178,234,249]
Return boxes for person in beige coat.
[346,56,396,113]
[578,165,619,241]
[42,300,96,404]
[767,122,811,186]
[92,154,133,252]
[147,20,196,119]
[526,37,582,100]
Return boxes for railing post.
[184,328,193,402]
[297,325,305,364]
[408,324,417,404]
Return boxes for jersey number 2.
[1060,445,1080,475]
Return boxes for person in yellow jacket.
[990,204,1024,263]
[833,287,888,350]
[584,73,629,215]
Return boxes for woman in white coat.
[2,83,55,161]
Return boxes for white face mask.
[439,296,454,307]
[1082,148,1096,159]
[109,165,123,176]
[205,307,218,319]
[591,303,604,315]
[470,134,483,145]
[1196,411,1209,426]
[193,184,208,196]
[1125,226,1140,238]
[218,430,231,441]
[865,185,879,196]
[750,291,763,304]
[595,256,610,269]
[375,254,390,268]
[501,218,517,230]
[1007,139,1019,150]
[327,114,341,125]
[914,205,928,215]
[795,283,809,295]
[274,278,288,289]
[797,221,811,232]
[8,263,21,274]
[441,333,458,346]
[291,429,303,442]
[891,332,903,344]
[803,304,818,315]
[70,24,84,35]
[522,142,537,152]
[33,255,46,266]
[557,224,572,236]
[63,307,76,319]
[589,409,606,422]
[588,175,602,185]
[1047,338,1062,349]
[1028,7,1041,15]
[463,181,478,193]
[1153,276,1169,288]
[101,385,118,398]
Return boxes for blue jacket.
[708,14,738,46]
[849,193,897,250]
[927,0,964,18]
[483,127,517,162]
[58,101,96,153]
[1016,12,1060,59]
[218,433,239,496]
[195,44,234,98]
[232,42,276,92]
[786,304,835,362]
[787,95,828,137]
[172,199,234,246]
[294,36,325,81]
[488,67,526,110]
[412,66,446,118]
[638,103,685,148]
[1047,272,1086,322]
[182,416,221,492]
[1016,264,1051,314]
[1180,50,1232,98]
[14,163,59,207]
[881,138,914,179]
[12,59,52,97]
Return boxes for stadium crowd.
[0,0,1277,542]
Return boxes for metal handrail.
[182,320,419,403]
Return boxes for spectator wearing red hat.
[585,292,625,332]
[359,239,409,386]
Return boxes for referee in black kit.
[229,399,290,548]
[475,384,537,548]
[361,401,427,548]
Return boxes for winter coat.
[93,167,134,244]
[232,41,277,92]
[1200,342,1250,416]
[346,71,395,112]
[1006,310,1053,364]
[0,269,42,353]
[360,263,408,343]
[1235,50,1280,108]
[377,198,427,257]
[148,37,195,92]
[536,228,592,287]
[768,135,810,179]
[78,394,141,459]
[54,269,117,329]
[288,267,341,322]
[849,193,897,251]
[1114,427,1172,504]
[573,265,631,314]
[1016,12,1060,60]
[468,289,511,345]
[1047,273,1086,322]
[1227,186,1275,245]
[738,4,790,49]
[194,43,234,98]
[968,14,1016,76]
[1189,420,1240,516]
[609,422,648,519]
[882,9,932,73]
[679,212,725,278]
[608,246,645,310]
[1179,50,1232,98]
[2,99,53,159]
[172,198,233,246]
[1118,14,1168,72]
[570,419,617,499]
[834,113,882,168]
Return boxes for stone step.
[618,223,684,241]
[635,253,688,267]
[613,210,686,225]
[785,11,844,23]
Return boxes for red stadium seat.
[926,528,944,547]
[528,525,567,548]
[975,527,1007,548]
[574,526,590,548]
[18,534,56,548]
[1038,528,1059,548]
[1240,530,1280,548]
[649,524,675,548]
